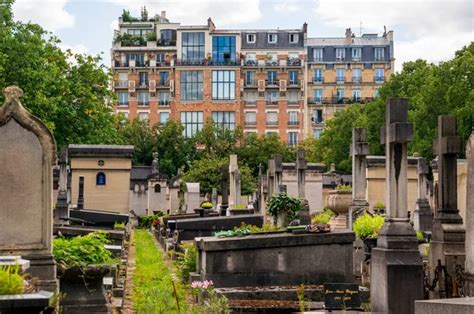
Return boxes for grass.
[133,229,186,314]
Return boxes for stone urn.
[276,211,289,228]
[326,190,352,215]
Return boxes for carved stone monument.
[220,164,229,216]
[55,145,69,220]
[77,175,84,210]
[370,98,423,314]
[466,130,474,296]
[413,157,432,232]
[0,86,58,292]
[274,154,283,193]
[296,148,310,224]
[229,155,241,208]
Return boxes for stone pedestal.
[349,200,369,227]
[413,198,432,232]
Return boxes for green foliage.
[141,6,148,21]
[336,184,352,191]
[296,284,311,312]
[0,266,25,295]
[267,193,303,222]
[214,223,282,238]
[200,201,213,209]
[353,214,385,239]
[138,213,164,229]
[114,221,125,229]
[114,33,146,46]
[146,31,156,41]
[133,230,186,313]
[121,9,139,22]
[190,280,230,313]
[248,223,282,233]
[416,230,425,241]
[373,201,385,209]
[52,232,114,268]
[312,208,336,224]
[174,242,197,283]
[233,204,247,210]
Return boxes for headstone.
[151,151,159,175]
[229,154,241,208]
[466,130,474,296]
[77,176,84,210]
[211,187,217,211]
[220,164,229,216]
[349,128,370,227]
[185,182,200,214]
[0,86,58,291]
[267,159,276,198]
[370,98,423,314]
[413,157,432,232]
[255,163,264,212]
[324,283,361,310]
[296,148,310,224]
[429,115,465,298]
[274,154,283,193]
[55,145,69,220]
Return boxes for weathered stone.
[413,157,433,232]
[220,164,229,216]
[465,130,474,296]
[0,86,58,292]
[229,154,241,208]
[55,145,69,220]
[415,297,474,314]
[185,182,200,214]
[77,176,84,210]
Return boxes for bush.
[114,221,126,229]
[312,208,336,224]
[53,231,115,268]
[138,212,165,229]
[353,213,385,239]
[336,184,352,191]
[267,193,303,222]
[174,242,197,283]
[0,266,25,295]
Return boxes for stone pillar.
[349,128,370,227]
[296,148,310,224]
[256,163,264,213]
[267,159,275,198]
[466,130,474,296]
[429,115,465,298]
[229,154,240,208]
[274,154,283,194]
[370,98,423,314]
[55,145,69,220]
[0,86,58,292]
[77,176,84,210]
[413,157,433,232]
[211,187,217,211]
[220,164,229,216]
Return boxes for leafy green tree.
[116,118,155,165]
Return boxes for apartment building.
[111,11,393,144]
[306,28,394,138]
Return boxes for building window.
[288,91,299,104]
[244,91,257,105]
[182,32,205,61]
[159,72,169,86]
[352,68,362,83]
[159,112,170,124]
[211,70,236,100]
[138,91,149,106]
[288,132,298,146]
[313,89,322,102]
[245,52,256,66]
[159,92,170,106]
[313,109,323,123]
[138,112,149,121]
[336,88,345,102]
[180,111,203,138]
[118,92,128,106]
[313,48,323,62]
[289,33,298,43]
[246,33,256,43]
[267,71,278,85]
[352,48,362,61]
[288,71,298,85]
[352,89,361,102]
[336,48,346,61]
[156,52,166,63]
[374,88,380,98]
[266,52,277,66]
[336,68,345,83]
[313,129,322,138]
[154,184,161,193]
[212,111,235,130]
[212,36,236,64]
[266,131,278,138]
[313,68,323,82]
[375,68,384,83]
[268,33,278,43]
[266,91,279,105]
[374,47,385,61]
[245,111,257,126]
[160,29,176,46]
[288,111,299,125]
[266,111,278,125]
[126,53,145,66]
[139,72,148,86]
[96,172,106,186]
[180,71,203,101]
[245,71,256,86]
[127,29,151,37]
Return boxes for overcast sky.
[12,0,474,72]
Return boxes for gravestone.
[349,128,370,227]
[370,98,423,314]
[267,159,276,199]
[185,182,201,214]
[77,176,84,210]
[413,157,432,232]
[229,155,241,208]
[274,154,283,193]
[55,145,69,220]
[255,163,264,213]
[220,164,229,216]
[429,115,465,298]
[296,148,310,224]
[466,130,474,296]
[211,187,217,211]
[0,86,58,292]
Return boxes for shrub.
[200,201,213,209]
[353,213,385,239]
[146,31,157,41]
[233,204,247,210]
[267,193,303,222]
[373,201,385,209]
[336,184,352,191]
[138,212,164,229]
[174,242,197,283]
[0,266,25,295]
[416,230,425,241]
[53,231,115,268]
[311,208,336,224]
[114,221,126,229]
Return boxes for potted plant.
[267,193,303,227]
[229,204,255,216]
[353,213,384,260]
[53,231,116,313]
[372,201,386,215]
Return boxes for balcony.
[288,120,299,126]
[115,80,128,88]
[312,119,324,126]
[287,58,302,66]
[336,77,345,84]
[156,39,176,47]
[312,77,323,84]
[266,121,278,126]
[175,59,206,66]
[175,58,240,66]
[288,99,300,106]
[266,99,279,106]
[157,80,170,87]
[288,80,299,87]
[374,56,385,61]
[374,76,385,83]
[244,59,257,66]
[265,80,279,87]
[308,97,323,105]
[244,80,257,87]
[308,96,375,105]
[138,101,149,107]
[159,101,170,107]
[352,77,362,83]
[265,60,279,67]
[138,80,149,88]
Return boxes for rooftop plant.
[0,266,25,295]
[353,213,385,240]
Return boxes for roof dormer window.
[268,33,278,44]
[246,33,256,44]
[289,33,298,44]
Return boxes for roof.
[68,144,134,158]
[131,166,152,181]
[306,36,390,47]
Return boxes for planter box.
[59,266,114,314]
[0,291,55,314]
[195,230,355,287]
[229,208,254,216]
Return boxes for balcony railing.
[138,101,149,107]
[336,77,345,84]
[266,99,279,106]
[288,80,299,87]
[266,80,278,87]
[312,120,324,126]
[159,101,170,106]
[175,59,240,66]
[115,80,128,88]
[156,39,176,46]
[288,100,300,105]
[308,97,374,105]
[374,56,385,61]
[117,101,129,106]
[244,80,256,87]
[138,81,149,87]
[288,120,299,126]
[265,60,279,67]
[287,58,302,66]
[352,77,362,83]
[266,121,278,126]
[308,97,323,104]
[114,60,171,68]
[312,77,323,83]
[158,80,170,87]
[245,121,257,126]
[244,59,257,66]
[374,76,385,83]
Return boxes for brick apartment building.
[111,11,393,144]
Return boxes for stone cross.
[349,128,369,227]
[296,148,307,199]
[413,157,432,232]
[255,163,264,212]
[229,154,241,208]
[267,159,275,198]
[274,154,283,194]
[220,164,229,216]
[77,176,85,210]
[151,152,159,175]
[55,145,69,220]
[370,98,422,314]
[465,130,474,296]
[211,187,217,211]
[0,86,58,291]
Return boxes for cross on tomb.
[351,128,369,202]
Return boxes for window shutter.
[279,79,287,92]
[149,80,156,93]
[258,79,265,92]
[128,80,136,93]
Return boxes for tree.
[116,118,155,165]
[194,119,242,159]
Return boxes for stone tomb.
[0,86,58,291]
[184,182,201,214]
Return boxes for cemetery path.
[121,230,136,314]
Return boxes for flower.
[152,220,159,226]
[191,280,214,290]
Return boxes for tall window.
[245,71,256,86]
[138,112,149,121]
[182,32,205,61]
[375,68,384,83]
[313,48,323,61]
[266,111,278,125]
[288,91,299,104]
[313,68,323,82]
[246,33,256,43]
[180,71,203,100]
[180,111,203,137]
[156,52,166,64]
[352,48,362,61]
[139,72,148,86]
[313,89,322,102]
[336,68,345,83]
[245,112,256,125]
[352,89,361,102]
[288,132,298,146]
[159,72,169,85]
[159,92,170,106]
[268,33,278,43]
[336,88,345,101]
[374,47,385,61]
[117,92,128,105]
[126,53,145,66]
[352,68,362,83]
[288,71,298,85]
[336,48,346,61]
[313,129,322,138]
[159,112,170,124]
[313,109,323,123]
[266,91,279,105]
[96,172,106,186]
[212,111,235,130]
[288,111,299,125]
[212,70,235,100]
[244,91,257,105]
[374,88,380,98]
[212,36,236,64]
[267,71,278,85]
[138,91,149,106]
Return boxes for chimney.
[345,28,352,44]
[161,11,166,19]
[207,17,216,30]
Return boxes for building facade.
[111,11,393,144]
